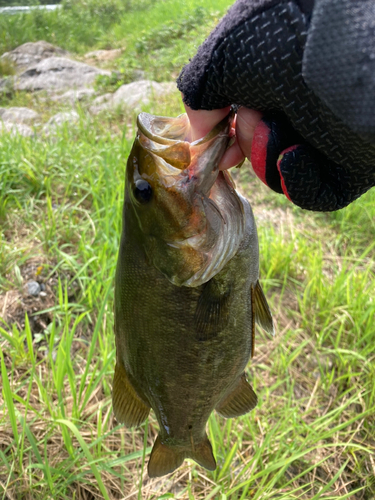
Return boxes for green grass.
[0,0,225,56]
[1,1,375,499]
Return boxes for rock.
[84,49,122,62]
[0,107,39,124]
[1,41,68,70]
[43,111,79,134]
[0,121,34,137]
[89,93,112,111]
[90,79,176,114]
[46,111,79,126]
[27,281,41,296]
[14,57,111,92]
[50,88,96,105]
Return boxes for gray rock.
[1,41,68,70]
[90,80,176,114]
[50,88,96,105]
[84,49,122,62]
[0,107,39,124]
[14,57,111,92]
[89,93,112,113]
[0,121,34,137]
[27,281,41,296]
[43,111,80,134]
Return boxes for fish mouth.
[137,110,234,146]
[137,110,235,194]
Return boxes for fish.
[113,110,274,478]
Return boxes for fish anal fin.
[148,434,217,478]
[188,434,216,471]
[112,362,150,427]
[253,280,274,337]
[148,436,184,478]
[216,374,258,418]
[195,278,231,341]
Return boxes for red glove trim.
[250,120,270,186]
[277,145,300,202]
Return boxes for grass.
[0,0,224,56]
[1,1,375,499]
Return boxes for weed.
[0,57,16,77]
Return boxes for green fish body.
[113,112,274,477]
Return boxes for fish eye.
[134,179,152,204]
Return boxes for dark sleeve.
[177,0,284,111]
[303,0,375,142]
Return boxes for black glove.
[177,0,375,211]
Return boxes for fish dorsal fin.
[253,280,274,337]
[194,278,231,341]
[112,362,150,427]
[216,374,258,418]
[148,436,184,478]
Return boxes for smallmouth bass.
[113,111,274,478]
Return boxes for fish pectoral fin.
[253,280,274,337]
[216,374,258,418]
[194,278,231,341]
[187,434,216,472]
[148,436,184,478]
[112,362,150,427]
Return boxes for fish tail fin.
[186,433,217,472]
[148,434,217,478]
[148,436,184,478]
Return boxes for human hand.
[185,103,263,170]
[178,0,375,211]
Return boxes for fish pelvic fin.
[148,434,216,478]
[216,373,258,418]
[253,280,274,337]
[112,362,150,427]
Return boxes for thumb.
[236,107,263,160]
[219,107,263,170]
[183,100,231,142]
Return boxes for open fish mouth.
[137,110,234,145]
[130,110,246,287]
[136,110,235,194]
